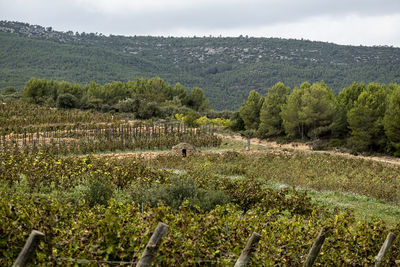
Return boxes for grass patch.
[309,190,400,225]
[126,147,400,225]
[265,180,400,225]
[165,168,400,224]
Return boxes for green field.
[1,102,400,266]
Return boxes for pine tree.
[258,82,290,138]
[239,90,264,150]
[348,83,388,151]
[384,84,400,155]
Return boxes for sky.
[1,0,400,47]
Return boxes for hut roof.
[172,143,196,150]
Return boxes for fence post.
[375,232,396,267]
[137,222,169,267]
[246,138,250,151]
[234,232,261,267]
[303,227,328,267]
[13,230,45,267]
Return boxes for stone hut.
[172,143,197,157]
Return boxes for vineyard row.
[13,223,397,267]
[0,123,221,155]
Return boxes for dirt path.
[92,148,233,160]
[223,134,400,166]
[91,133,400,166]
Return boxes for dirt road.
[93,133,400,167]
[224,134,400,166]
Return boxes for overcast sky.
[1,0,400,47]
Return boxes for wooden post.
[234,232,261,267]
[246,138,250,151]
[303,227,328,267]
[13,230,45,267]
[137,222,169,267]
[375,232,396,267]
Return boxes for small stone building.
[172,143,197,157]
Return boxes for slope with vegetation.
[1,20,400,109]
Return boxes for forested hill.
[1,21,400,110]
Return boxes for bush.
[136,101,160,119]
[158,104,192,118]
[56,93,78,109]
[222,177,267,212]
[201,110,233,119]
[116,98,139,113]
[82,174,115,207]
[328,138,345,148]
[183,110,200,127]
[159,105,181,118]
[2,86,17,95]
[130,176,229,211]
[310,139,329,151]
[101,104,112,113]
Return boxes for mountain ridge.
[1,20,400,110]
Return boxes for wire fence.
[12,224,397,267]
[50,257,138,265]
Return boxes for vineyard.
[0,102,121,131]
[0,102,221,156]
[0,123,221,155]
[1,102,400,266]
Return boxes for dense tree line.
[19,77,210,120]
[233,81,400,156]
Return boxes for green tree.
[299,82,338,138]
[229,111,245,132]
[57,81,83,100]
[22,78,51,104]
[102,81,129,105]
[280,82,310,139]
[165,82,187,102]
[86,81,103,101]
[338,82,366,112]
[183,110,201,127]
[239,90,264,150]
[281,82,337,139]
[239,90,264,131]
[258,82,290,138]
[348,83,388,151]
[183,87,209,111]
[335,82,366,136]
[383,83,400,155]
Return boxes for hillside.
[1,20,400,110]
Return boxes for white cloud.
[71,0,244,14]
[145,14,400,47]
[265,14,400,46]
